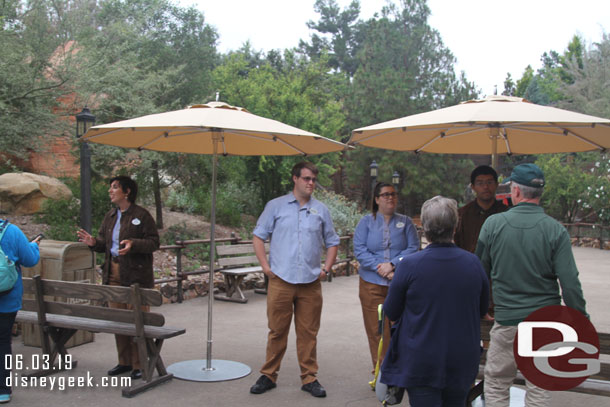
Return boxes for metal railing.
[154,233,355,303]
[563,222,609,250]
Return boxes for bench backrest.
[22,277,165,326]
[216,243,269,268]
[480,319,610,382]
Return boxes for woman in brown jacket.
[77,176,159,380]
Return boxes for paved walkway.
[9,247,609,406]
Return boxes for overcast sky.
[180,0,609,97]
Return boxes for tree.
[558,33,610,119]
[212,48,346,206]
[514,65,533,97]
[299,0,365,77]
[536,153,609,224]
[336,0,478,211]
[502,73,515,96]
[0,0,77,160]
[67,0,220,226]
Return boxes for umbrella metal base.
[167,359,251,382]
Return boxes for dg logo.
[514,305,600,391]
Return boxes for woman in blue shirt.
[0,220,40,403]
[353,182,419,374]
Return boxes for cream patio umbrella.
[82,101,347,382]
[348,95,610,168]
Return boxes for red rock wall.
[26,134,79,178]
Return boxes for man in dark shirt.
[454,165,508,253]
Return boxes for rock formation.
[0,172,72,215]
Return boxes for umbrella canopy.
[81,101,347,382]
[83,101,346,155]
[349,96,610,157]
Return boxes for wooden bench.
[330,235,355,281]
[16,276,186,398]
[214,237,355,303]
[214,242,269,303]
[467,319,610,404]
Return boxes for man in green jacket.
[475,163,588,407]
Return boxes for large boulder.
[0,173,72,215]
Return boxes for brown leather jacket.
[92,204,159,288]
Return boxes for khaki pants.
[260,276,322,385]
[109,262,149,370]
[484,322,550,407]
[358,278,390,372]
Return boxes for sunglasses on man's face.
[299,176,317,183]
[378,192,397,199]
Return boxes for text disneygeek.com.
[5,354,130,390]
[6,373,131,391]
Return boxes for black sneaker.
[250,375,276,394]
[107,364,132,376]
[301,380,327,397]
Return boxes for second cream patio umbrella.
[82,101,347,381]
[348,95,610,168]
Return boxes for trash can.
[21,240,96,348]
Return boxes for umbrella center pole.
[205,132,221,370]
[491,126,499,169]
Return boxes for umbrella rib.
[350,128,397,144]
[352,124,485,144]
[440,127,483,138]
[415,127,484,151]
[415,134,442,152]
[507,125,606,150]
[219,133,228,156]
[560,127,606,151]
[273,135,307,155]
[502,128,512,155]
[84,128,128,140]
[138,133,169,150]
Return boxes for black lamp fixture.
[369,160,379,203]
[76,107,95,233]
[392,171,400,190]
[76,107,96,138]
[370,160,378,179]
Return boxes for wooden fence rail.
[153,234,354,303]
[563,222,609,250]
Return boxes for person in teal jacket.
[475,163,588,407]
[0,220,41,403]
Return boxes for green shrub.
[315,189,365,236]
[160,222,210,272]
[35,196,80,241]
[160,222,202,245]
[166,181,262,228]
[35,178,111,241]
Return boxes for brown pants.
[260,276,322,385]
[359,278,391,372]
[109,262,149,369]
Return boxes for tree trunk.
[152,160,163,229]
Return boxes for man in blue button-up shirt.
[249,162,339,398]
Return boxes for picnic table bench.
[16,276,186,398]
[466,319,610,404]
[214,242,269,303]
[214,237,354,303]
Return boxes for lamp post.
[369,160,378,205]
[76,107,96,233]
[392,170,401,213]
[392,170,400,191]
